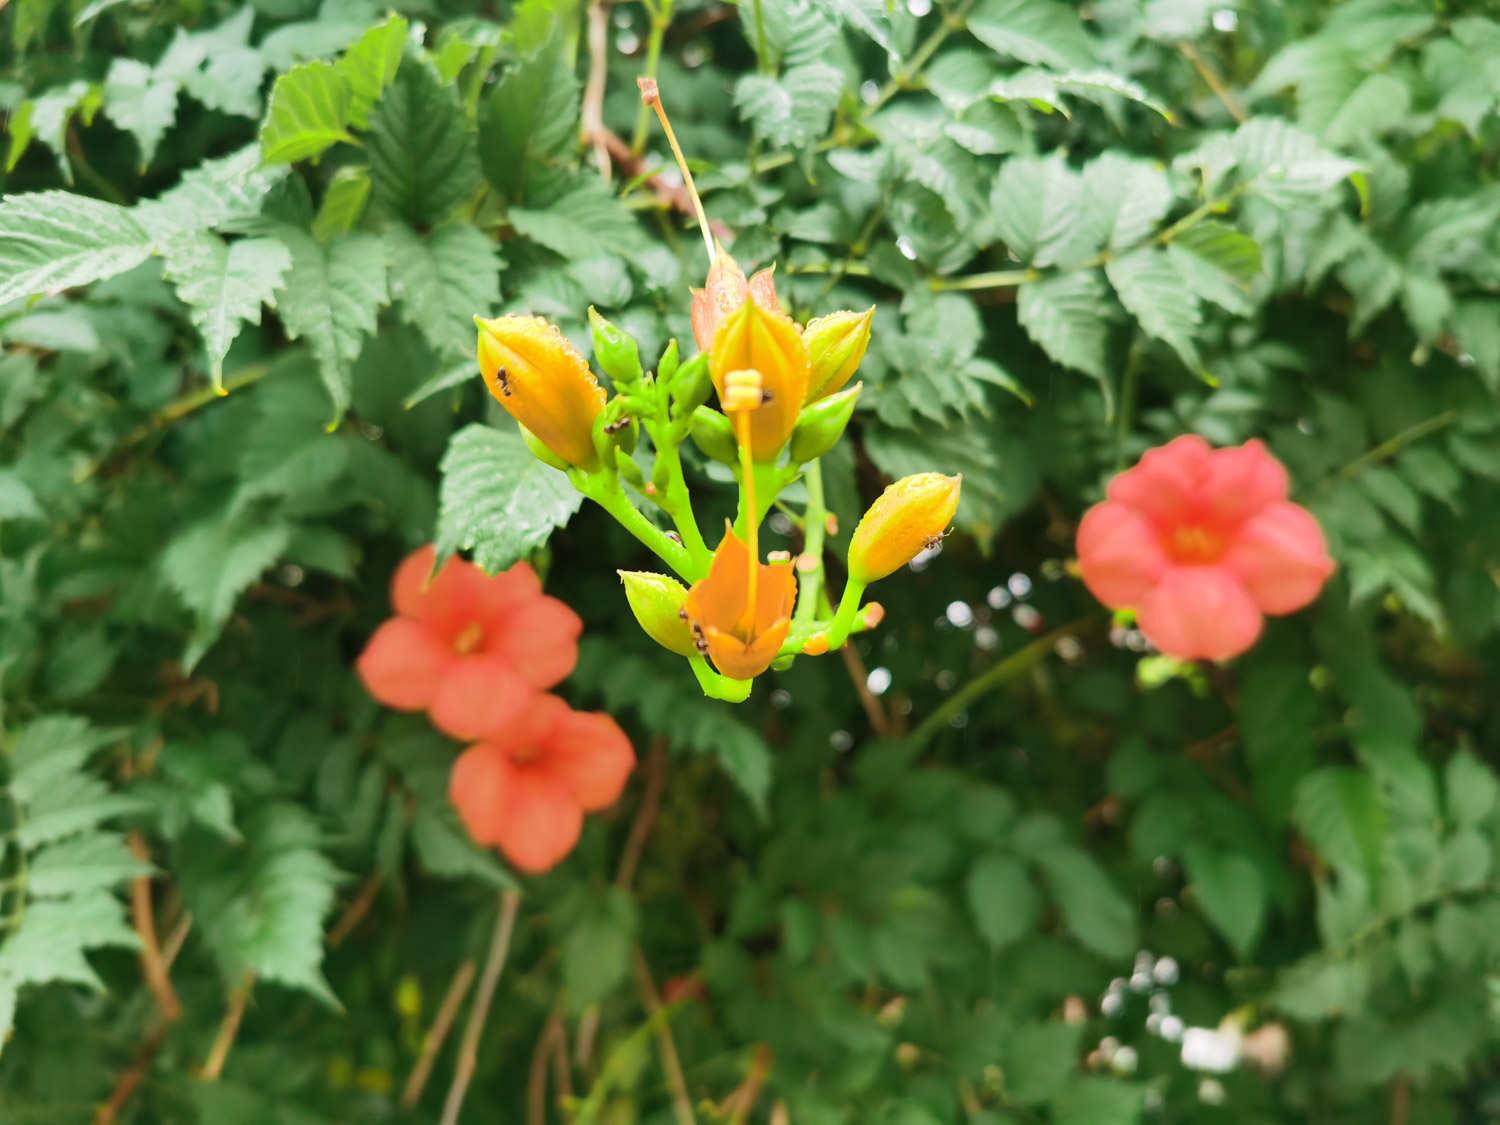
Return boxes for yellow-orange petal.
[476,314,605,469]
[848,473,963,584]
[708,299,808,461]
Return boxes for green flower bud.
[521,423,570,471]
[670,352,713,417]
[619,570,697,656]
[689,406,737,464]
[803,307,874,402]
[789,381,861,463]
[588,306,643,386]
[657,338,680,383]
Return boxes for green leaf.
[0,191,154,306]
[1081,154,1174,250]
[178,804,341,1003]
[26,833,149,898]
[275,228,390,421]
[1183,844,1266,958]
[134,144,289,239]
[367,57,481,226]
[1322,71,1411,147]
[410,808,517,889]
[1052,1077,1144,1125]
[1293,767,1386,881]
[1167,220,1263,316]
[102,56,179,169]
[335,14,408,129]
[0,470,42,522]
[965,852,1040,950]
[559,887,637,1012]
[735,64,844,149]
[991,155,1090,266]
[968,0,1095,69]
[1017,270,1112,388]
[1232,117,1363,206]
[1445,752,1499,829]
[1033,845,1137,958]
[259,60,354,164]
[385,223,501,356]
[161,232,292,386]
[478,36,579,200]
[508,181,649,260]
[1004,1021,1083,1102]
[436,424,583,573]
[161,510,292,670]
[312,166,372,242]
[1106,246,1204,373]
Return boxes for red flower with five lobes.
[1076,435,1335,661]
[356,546,583,741]
[449,694,636,874]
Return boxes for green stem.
[930,268,1038,293]
[868,0,975,113]
[753,0,771,72]
[631,4,672,154]
[793,460,826,627]
[646,424,712,573]
[824,577,867,650]
[579,476,696,581]
[908,621,1089,748]
[1303,408,1460,496]
[689,657,753,702]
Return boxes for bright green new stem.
[631,0,673,154]
[824,577,867,650]
[576,474,696,581]
[792,459,826,627]
[690,657,753,702]
[645,420,712,572]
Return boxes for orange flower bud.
[802,308,873,402]
[691,248,781,352]
[708,299,809,461]
[847,473,963,584]
[476,315,605,469]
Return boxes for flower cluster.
[468,87,960,702]
[358,545,633,873]
[1076,436,1336,661]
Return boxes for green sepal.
[588,306,643,386]
[689,406,737,464]
[669,352,713,418]
[790,381,861,463]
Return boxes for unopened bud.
[709,298,808,461]
[689,406,737,464]
[802,307,873,402]
[789,382,861,463]
[477,315,604,469]
[848,473,963,584]
[670,352,713,416]
[619,571,697,656]
[588,307,643,386]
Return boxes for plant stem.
[1303,408,1460,496]
[930,268,1038,292]
[824,577,867,649]
[581,476,698,580]
[631,949,696,1125]
[690,656,753,701]
[868,0,976,113]
[908,621,1088,748]
[200,972,254,1080]
[648,425,712,570]
[792,460,826,627]
[440,889,522,1125]
[632,1,673,154]
[402,960,478,1109]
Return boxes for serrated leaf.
[103,57,179,169]
[965,852,1039,949]
[336,14,408,129]
[1017,270,1111,389]
[0,192,155,306]
[437,424,583,573]
[479,37,579,200]
[1322,70,1411,146]
[385,224,500,357]
[311,166,371,242]
[27,833,149,898]
[162,232,291,386]
[1033,845,1138,958]
[135,144,289,239]
[968,0,1094,68]
[1232,117,1362,206]
[259,60,354,164]
[1445,752,1499,829]
[1183,845,1266,958]
[735,63,844,149]
[1293,766,1386,881]
[410,808,517,888]
[1082,154,1174,249]
[1106,246,1203,372]
[275,228,389,421]
[508,181,649,259]
[367,57,481,226]
[991,155,1090,266]
[161,511,292,670]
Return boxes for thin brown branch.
[96,1016,172,1124]
[1391,1073,1411,1125]
[200,972,254,1081]
[600,129,735,244]
[581,0,613,180]
[712,1043,772,1123]
[527,1009,567,1125]
[403,959,478,1109]
[631,948,695,1125]
[1177,41,1247,123]
[127,832,181,1021]
[440,889,523,1125]
[839,643,892,736]
[615,738,669,891]
[326,872,382,948]
[162,914,192,967]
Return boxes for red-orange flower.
[449,694,635,874]
[691,249,781,352]
[682,524,796,680]
[1076,435,1336,661]
[356,545,582,741]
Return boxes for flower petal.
[492,767,584,874]
[429,655,537,741]
[1108,434,1212,525]
[754,559,798,632]
[356,618,453,710]
[450,742,517,846]
[685,524,752,630]
[391,547,495,641]
[1137,566,1264,661]
[470,561,544,629]
[1199,440,1290,527]
[1075,501,1170,607]
[540,708,636,811]
[1223,501,1336,615]
[484,595,583,689]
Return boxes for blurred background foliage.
[2,0,1500,1120]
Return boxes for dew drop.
[866,666,893,695]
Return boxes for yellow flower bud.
[847,473,963,584]
[802,307,873,402]
[708,299,809,462]
[618,570,697,657]
[476,314,605,469]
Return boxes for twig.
[326,872,382,948]
[1177,41,1247,123]
[581,0,613,180]
[440,889,523,1125]
[127,832,181,1021]
[96,1017,173,1124]
[1391,1073,1410,1125]
[615,738,668,891]
[200,972,254,1081]
[603,129,734,241]
[839,643,892,736]
[712,1043,772,1123]
[631,948,695,1125]
[527,1009,567,1125]
[162,914,192,967]
[403,959,478,1109]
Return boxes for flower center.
[509,742,543,765]
[1169,525,1225,564]
[453,621,485,655]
